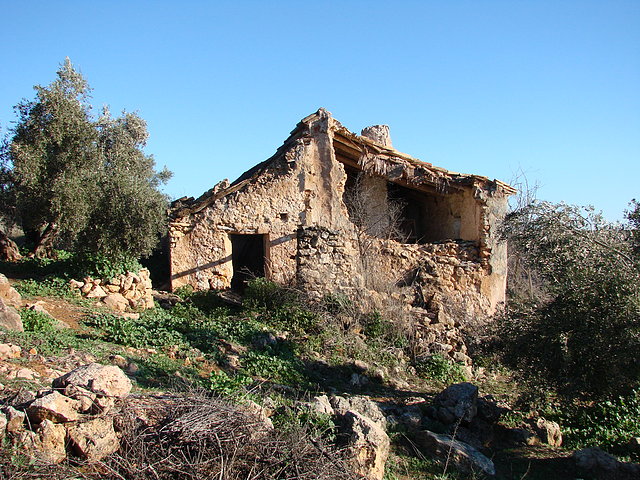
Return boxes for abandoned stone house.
[169,109,515,355]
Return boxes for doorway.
[229,234,266,292]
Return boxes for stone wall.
[296,226,363,298]
[69,269,154,312]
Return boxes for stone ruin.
[169,109,515,362]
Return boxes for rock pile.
[0,363,132,463]
[69,269,154,312]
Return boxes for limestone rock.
[0,273,21,307]
[66,416,120,461]
[0,411,6,440]
[53,363,132,399]
[103,293,129,312]
[573,447,621,473]
[0,233,21,262]
[26,391,81,423]
[535,417,562,447]
[0,297,23,331]
[309,395,334,416]
[3,406,26,433]
[63,384,97,413]
[331,395,387,429]
[432,382,478,424]
[0,343,21,360]
[28,419,67,464]
[415,430,495,476]
[342,411,390,480]
[86,285,108,298]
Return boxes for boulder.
[102,293,129,312]
[3,406,26,433]
[53,363,132,399]
[26,391,81,423]
[342,411,390,480]
[24,419,67,464]
[414,430,496,476]
[0,274,21,307]
[66,416,120,461]
[0,233,21,262]
[535,417,562,447]
[0,343,22,360]
[0,297,23,331]
[86,285,108,299]
[432,382,478,424]
[308,395,334,416]
[572,447,620,475]
[331,395,387,429]
[63,384,97,413]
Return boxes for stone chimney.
[361,125,392,148]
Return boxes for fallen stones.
[432,382,478,424]
[414,430,496,476]
[0,297,23,331]
[66,416,120,461]
[535,417,562,447]
[0,273,22,307]
[573,447,640,478]
[342,411,390,480]
[26,391,81,423]
[1,363,132,464]
[53,362,132,399]
[0,343,22,360]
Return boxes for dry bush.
[101,392,357,480]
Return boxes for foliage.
[77,108,171,260]
[6,58,170,260]
[20,309,57,332]
[9,58,98,257]
[242,349,307,386]
[550,390,640,460]
[15,277,74,298]
[88,311,185,348]
[68,252,143,281]
[206,370,252,396]
[627,199,640,257]
[245,278,320,335]
[499,201,640,398]
[414,354,467,384]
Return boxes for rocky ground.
[1,273,638,479]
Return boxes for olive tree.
[10,58,99,257]
[7,58,171,263]
[78,108,171,261]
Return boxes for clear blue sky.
[1,1,638,221]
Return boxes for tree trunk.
[32,223,59,259]
[0,230,21,262]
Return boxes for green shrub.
[20,309,57,332]
[244,278,291,310]
[414,354,467,384]
[206,370,252,396]
[550,390,640,460]
[68,253,143,280]
[88,312,185,348]
[242,350,306,386]
[15,277,74,298]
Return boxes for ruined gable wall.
[170,111,360,292]
[170,140,311,291]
